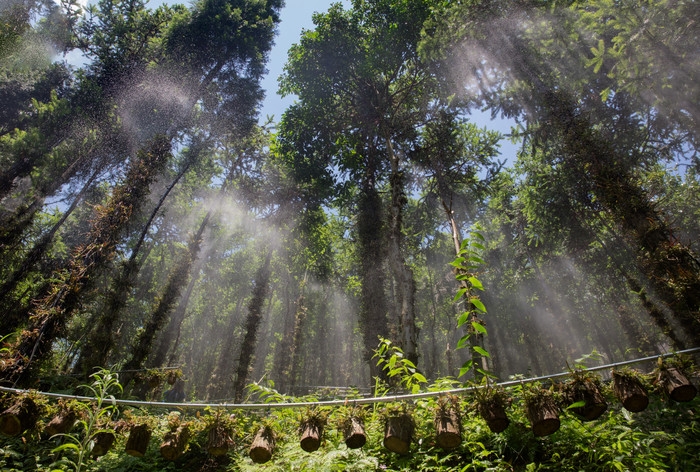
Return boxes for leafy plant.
[50,368,122,472]
[373,337,427,394]
[450,228,491,380]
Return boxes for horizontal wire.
[1,347,698,411]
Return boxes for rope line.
[1,347,698,411]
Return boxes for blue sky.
[259,0,350,121]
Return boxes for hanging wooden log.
[659,367,697,402]
[91,431,116,457]
[343,416,366,449]
[434,404,461,450]
[524,392,560,437]
[383,414,414,455]
[249,426,275,464]
[45,407,77,436]
[206,423,232,456]
[477,397,510,433]
[160,425,190,461]
[564,379,608,421]
[612,371,649,412]
[299,419,323,452]
[125,423,152,457]
[0,395,40,436]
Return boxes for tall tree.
[279,0,438,369]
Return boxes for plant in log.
[204,410,235,457]
[0,391,46,437]
[654,356,698,403]
[612,368,650,413]
[433,394,462,450]
[381,403,415,455]
[160,411,191,461]
[298,408,328,453]
[249,423,275,464]
[521,382,561,438]
[473,382,511,434]
[561,368,608,422]
[336,406,367,450]
[50,368,122,472]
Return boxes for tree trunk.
[75,160,198,376]
[91,431,116,457]
[0,167,99,334]
[206,297,244,400]
[278,285,307,394]
[434,406,462,450]
[0,135,172,387]
[658,367,697,402]
[233,252,272,403]
[206,423,231,456]
[120,213,209,389]
[563,379,608,422]
[357,184,389,380]
[524,394,560,437]
[386,138,418,366]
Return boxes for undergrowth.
[1,378,699,471]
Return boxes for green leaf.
[456,335,470,350]
[453,287,468,302]
[457,311,469,327]
[468,255,485,264]
[470,297,487,313]
[566,400,587,410]
[468,276,484,290]
[471,321,487,334]
[412,372,427,383]
[459,360,473,378]
[473,345,490,358]
[52,443,80,453]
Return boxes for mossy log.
[206,424,231,456]
[160,425,190,461]
[91,431,116,457]
[0,395,39,436]
[383,414,414,455]
[478,399,510,433]
[525,396,560,437]
[125,424,152,457]
[249,426,275,464]
[434,406,462,450]
[343,416,366,449]
[299,419,323,453]
[45,408,77,436]
[659,367,697,402]
[565,380,608,421]
[612,372,649,412]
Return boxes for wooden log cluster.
[0,362,695,464]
